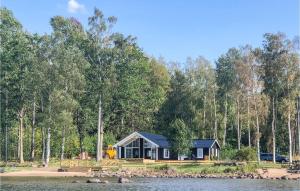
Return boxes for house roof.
[113,131,220,149]
[138,132,170,148]
[192,139,220,148]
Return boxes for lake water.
[0,177,299,191]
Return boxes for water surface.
[0,177,299,191]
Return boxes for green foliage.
[83,135,97,156]
[236,163,258,173]
[0,7,299,164]
[234,147,257,161]
[169,119,192,156]
[103,132,117,147]
[153,164,175,171]
[220,146,238,160]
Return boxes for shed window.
[197,148,203,158]
[163,149,169,158]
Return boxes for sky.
[1,0,299,64]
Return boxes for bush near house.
[220,146,238,160]
[234,147,257,161]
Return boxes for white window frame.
[163,149,170,159]
[197,148,203,158]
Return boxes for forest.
[0,7,299,165]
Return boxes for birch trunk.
[297,96,300,155]
[100,120,104,159]
[288,102,292,163]
[96,95,103,161]
[5,91,8,162]
[272,97,276,163]
[237,98,241,150]
[223,94,227,146]
[247,96,251,147]
[254,96,260,163]
[42,126,45,162]
[61,126,65,161]
[31,96,36,161]
[45,104,51,167]
[213,91,217,139]
[41,97,45,162]
[19,107,24,163]
[287,79,292,163]
[77,110,83,157]
[203,94,206,139]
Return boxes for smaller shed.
[191,139,221,160]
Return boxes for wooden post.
[208,148,211,160]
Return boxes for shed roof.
[192,139,220,148]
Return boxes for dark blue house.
[113,131,220,160]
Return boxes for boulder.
[101,180,109,184]
[118,177,132,183]
[0,168,5,173]
[281,176,289,180]
[72,180,80,183]
[87,178,101,183]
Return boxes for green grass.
[0,159,284,175]
[146,163,259,174]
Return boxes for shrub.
[154,164,176,171]
[103,131,117,147]
[236,163,258,173]
[234,147,256,161]
[220,146,238,160]
[223,167,236,173]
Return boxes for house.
[113,131,220,160]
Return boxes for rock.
[72,180,80,183]
[166,168,176,175]
[101,180,109,184]
[118,177,132,183]
[281,176,289,180]
[87,178,101,183]
[0,168,5,173]
[57,168,66,172]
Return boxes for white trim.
[118,147,121,159]
[209,139,221,149]
[163,148,170,159]
[113,132,159,148]
[196,148,203,158]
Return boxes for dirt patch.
[257,168,300,179]
[0,167,89,177]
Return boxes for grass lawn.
[0,159,286,175]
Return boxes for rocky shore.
[90,168,300,180]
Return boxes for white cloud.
[68,0,85,13]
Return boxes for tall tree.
[87,8,117,161]
[259,33,293,163]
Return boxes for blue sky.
[2,0,299,64]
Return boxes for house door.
[144,148,151,159]
[197,148,203,159]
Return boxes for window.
[125,138,140,158]
[143,139,151,148]
[163,149,169,158]
[147,150,151,157]
[125,148,132,158]
[132,139,140,147]
[197,148,203,158]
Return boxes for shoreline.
[1,167,299,180]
